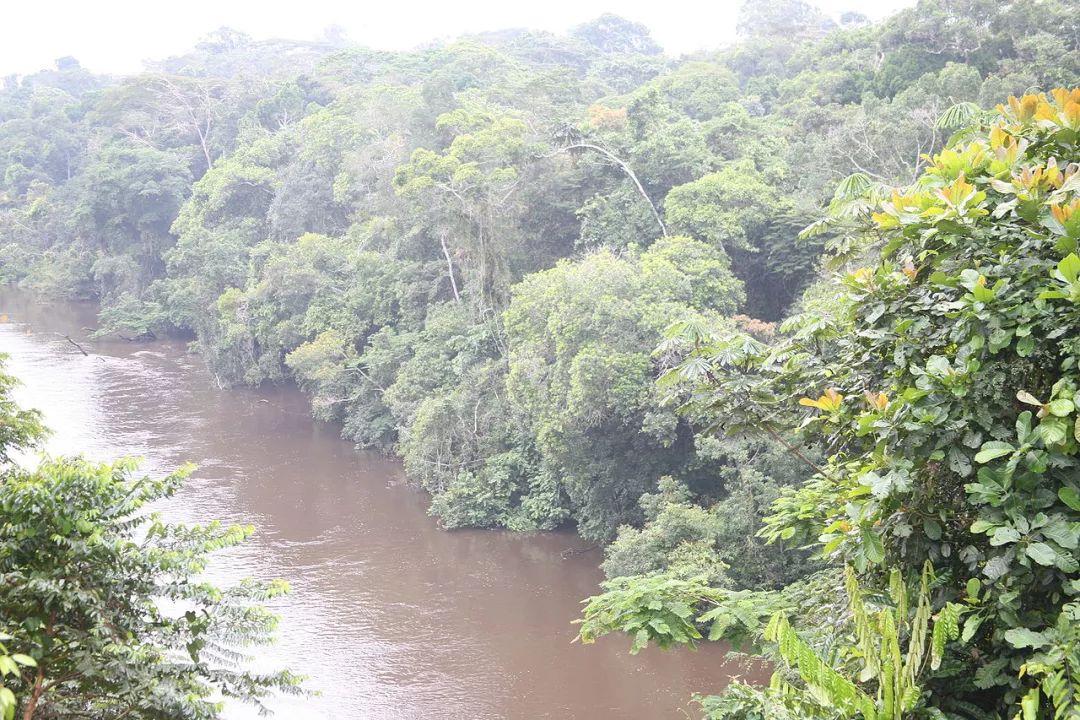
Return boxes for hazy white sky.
[2,0,916,77]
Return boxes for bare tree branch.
[546,142,667,238]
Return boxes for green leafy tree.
[393,101,539,307]
[578,561,963,720]
[0,357,44,466]
[0,357,44,720]
[505,237,743,539]
[570,14,663,56]
[73,141,192,299]
[735,0,836,41]
[0,458,304,718]
[0,356,300,718]
[664,162,815,319]
[0,632,36,720]
[603,436,817,590]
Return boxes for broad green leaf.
[834,172,872,200]
[0,687,15,717]
[1048,398,1075,417]
[1024,542,1056,566]
[861,525,885,564]
[1059,487,1080,512]
[1058,253,1080,283]
[975,441,1014,463]
[989,527,1021,546]
[1038,416,1068,445]
[958,268,981,291]
[1055,551,1079,574]
[1003,627,1048,649]
[708,615,733,641]
[926,355,951,377]
[937,101,982,129]
[983,555,1011,579]
[961,613,984,642]
[1042,520,1079,549]
[1017,411,1033,444]
[1020,687,1040,720]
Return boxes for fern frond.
[766,612,878,719]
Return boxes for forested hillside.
[1,0,1078,574]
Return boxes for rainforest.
[2,0,1080,717]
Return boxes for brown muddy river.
[0,290,763,719]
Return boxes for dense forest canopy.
[2,0,1080,716]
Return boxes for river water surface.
[0,291,762,719]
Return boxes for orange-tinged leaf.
[864,390,889,411]
[1065,101,1080,130]
[989,124,1009,150]
[1017,390,1043,406]
[1009,94,1040,122]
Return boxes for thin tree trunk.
[200,138,212,170]
[22,667,43,719]
[439,234,461,301]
